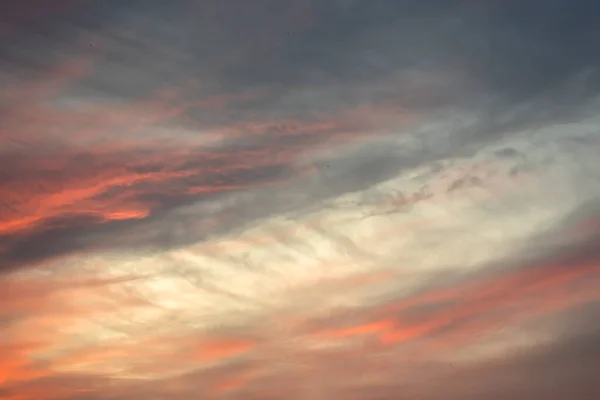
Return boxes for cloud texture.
[1,1,600,398]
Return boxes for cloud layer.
[1,1,600,399]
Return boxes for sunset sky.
[1,1,600,399]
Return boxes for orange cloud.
[0,106,418,255]
[0,378,98,400]
[0,273,162,383]
[311,258,600,352]
[0,43,429,261]
[317,320,394,341]
[210,373,251,394]
[188,337,256,364]
[0,342,50,388]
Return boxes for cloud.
[2,1,600,399]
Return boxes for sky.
[1,1,600,399]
